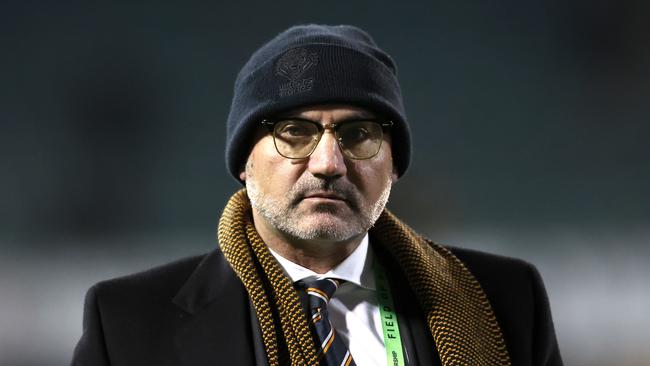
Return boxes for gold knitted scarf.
[218,189,511,366]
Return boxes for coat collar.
[172,247,235,314]
[170,247,259,366]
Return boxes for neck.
[251,209,364,274]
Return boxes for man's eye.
[341,127,370,143]
[278,123,311,137]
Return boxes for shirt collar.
[269,234,376,290]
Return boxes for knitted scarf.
[218,189,511,366]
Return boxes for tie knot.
[302,278,341,306]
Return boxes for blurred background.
[1,1,649,365]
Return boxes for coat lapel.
[171,248,258,366]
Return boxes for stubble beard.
[245,165,392,242]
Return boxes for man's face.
[241,105,398,242]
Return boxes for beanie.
[225,24,411,181]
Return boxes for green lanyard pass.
[374,260,406,366]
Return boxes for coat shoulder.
[73,248,256,366]
[446,246,537,279]
[91,253,208,309]
[443,245,541,314]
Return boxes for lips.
[302,191,347,202]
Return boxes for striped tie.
[302,278,356,366]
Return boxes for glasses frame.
[261,118,393,160]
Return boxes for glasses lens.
[337,121,384,159]
[273,120,319,158]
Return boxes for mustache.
[288,177,360,211]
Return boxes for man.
[72,24,562,366]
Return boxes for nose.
[307,130,347,178]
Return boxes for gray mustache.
[288,178,360,210]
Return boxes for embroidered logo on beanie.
[275,48,318,97]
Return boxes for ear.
[239,169,247,182]
[391,164,399,183]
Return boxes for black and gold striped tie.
[302,278,356,366]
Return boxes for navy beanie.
[225,24,411,181]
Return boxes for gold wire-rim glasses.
[261,118,393,160]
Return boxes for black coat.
[71,246,563,365]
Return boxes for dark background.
[1,1,649,365]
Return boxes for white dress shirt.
[269,234,386,366]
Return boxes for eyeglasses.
[261,118,393,160]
